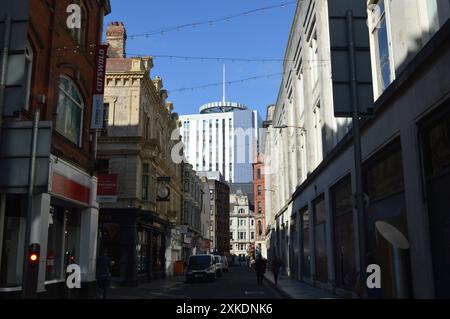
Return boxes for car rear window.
[189,256,212,265]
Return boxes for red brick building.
[0,0,111,298]
[253,154,266,258]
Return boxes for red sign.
[97,174,118,202]
[51,173,90,205]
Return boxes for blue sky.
[105,0,296,119]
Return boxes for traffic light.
[23,243,40,298]
[28,243,40,267]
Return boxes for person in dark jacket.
[272,255,282,285]
[254,255,266,287]
[97,249,112,299]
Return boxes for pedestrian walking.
[97,249,113,299]
[272,255,282,285]
[254,255,266,287]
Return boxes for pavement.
[263,271,338,299]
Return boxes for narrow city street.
[107,267,282,299]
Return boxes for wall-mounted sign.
[91,44,109,129]
[97,174,118,203]
[180,225,188,234]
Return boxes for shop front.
[0,155,99,298]
[98,208,169,286]
[420,102,450,298]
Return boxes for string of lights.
[127,1,298,39]
[169,72,286,93]
[127,53,291,63]
[167,63,329,94]
[53,47,330,65]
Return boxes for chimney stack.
[106,21,127,58]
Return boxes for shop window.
[56,76,84,146]
[137,228,148,274]
[0,195,26,288]
[46,207,65,281]
[331,176,356,289]
[365,144,404,201]
[64,209,80,269]
[426,115,450,176]
[314,196,328,283]
[301,207,310,279]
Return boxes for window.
[309,31,319,87]
[0,195,25,288]
[137,229,148,274]
[257,169,261,180]
[230,232,233,240]
[426,0,440,35]
[365,146,404,201]
[238,209,245,214]
[251,232,255,240]
[251,219,254,226]
[142,163,150,201]
[56,76,84,145]
[258,221,263,236]
[101,103,109,137]
[314,196,328,283]
[258,202,262,214]
[24,43,34,110]
[46,207,65,281]
[370,0,393,93]
[257,185,262,196]
[69,1,87,47]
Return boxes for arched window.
[56,76,84,146]
[69,0,87,47]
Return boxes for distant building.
[197,171,230,255]
[229,193,255,259]
[253,155,266,258]
[179,102,262,183]
[181,162,206,259]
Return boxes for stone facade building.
[181,163,205,260]
[229,193,255,260]
[97,22,182,285]
[264,0,450,298]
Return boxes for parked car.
[185,254,217,283]
[221,255,229,272]
[213,255,223,277]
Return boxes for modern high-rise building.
[179,101,262,183]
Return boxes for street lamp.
[273,124,307,134]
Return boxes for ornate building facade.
[97,22,182,285]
